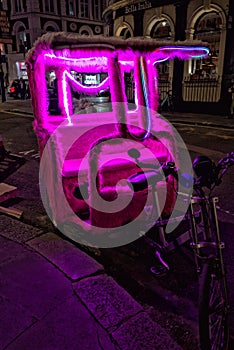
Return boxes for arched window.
[79,25,93,35]
[149,20,173,89]
[44,21,60,33]
[17,26,27,53]
[150,20,172,40]
[119,26,131,39]
[191,11,221,79]
[46,26,56,32]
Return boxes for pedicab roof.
[26,31,209,67]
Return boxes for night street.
[0,99,234,349]
[1,0,234,349]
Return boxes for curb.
[2,107,234,130]
[167,119,234,130]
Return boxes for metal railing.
[125,77,221,105]
[182,76,221,102]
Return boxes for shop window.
[150,20,172,83]
[191,12,221,80]
[150,20,172,40]
[17,28,27,53]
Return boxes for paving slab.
[0,237,72,320]
[4,295,119,350]
[74,274,143,330]
[0,294,35,350]
[111,312,183,350]
[0,215,43,242]
[27,232,104,280]
[0,235,28,264]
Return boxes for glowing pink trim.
[153,57,170,64]
[157,46,210,58]
[152,46,209,63]
[62,70,71,124]
[41,45,209,127]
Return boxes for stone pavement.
[1,97,234,129]
[0,98,183,349]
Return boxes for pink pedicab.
[26,33,208,245]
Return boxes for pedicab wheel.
[199,261,229,350]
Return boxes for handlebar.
[193,151,234,190]
[128,147,177,174]
[216,151,234,171]
[128,148,234,193]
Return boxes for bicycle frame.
[127,150,233,349]
[147,188,227,273]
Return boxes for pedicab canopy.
[26,32,209,128]
[25,32,209,238]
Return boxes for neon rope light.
[128,56,151,140]
[62,70,72,124]
[153,56,170,64]
[153,46,209,62]
[40,45,209,127]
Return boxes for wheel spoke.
[199,262,229,350]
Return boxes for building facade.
[0,0,11,100]
[6,0,107,82]
[103,0,234,115]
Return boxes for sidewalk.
[0,98,34,116]
[0,98,183,349]
[162,111,234,130]
[1,98,234,129]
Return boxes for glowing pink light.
[62,70,72,125]
[139,56,151,139]
[34,44,209,130]
[152,46,209,61]
[153,57,170,64]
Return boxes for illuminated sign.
[125,1,152,14]
[83,74,100,85]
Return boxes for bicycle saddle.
[127,170,163,192]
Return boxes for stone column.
[220,0,234,109]
[133,11,144,37]
[172,0,189,111]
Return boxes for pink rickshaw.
[26,33,208,243]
